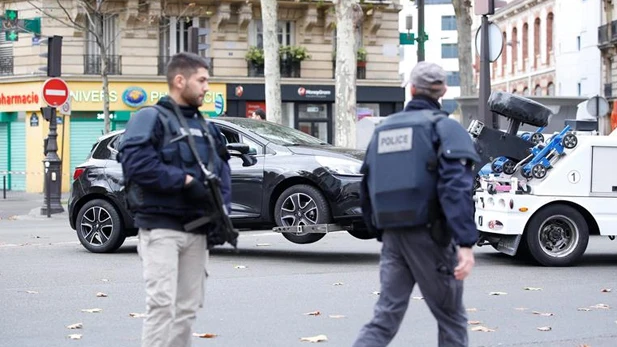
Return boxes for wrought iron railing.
[158,56,214,76]
[83,55,122,75]
[598,24,610,46]
[611,20,617,42]
[0,56,13,76]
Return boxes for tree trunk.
[334,0,358,148]
[260,0,282,124]
[453,0,476,97]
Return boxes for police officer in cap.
[352,61,481,347]
[118,52,231,347]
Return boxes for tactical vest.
[124,105,221,217]
[366,109,446,230]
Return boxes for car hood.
[286,145,365,161]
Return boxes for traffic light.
[5,9,18,42]
[39,36,63,77]
[187,27,210,55]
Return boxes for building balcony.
[157,56,214,76]
[83,55,122,75]
[246,59,302,78]
[598,24,610,48]
[331,60,367,80]
[0,56,13,76]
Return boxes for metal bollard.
[2,175,5,199]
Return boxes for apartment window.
[251,20,295,48]
[160,17,210,57]
[441,16,456,31]
[442,99,458,113]
[446,71,460,86]
[85,14,120,75]
[441,43,458,59]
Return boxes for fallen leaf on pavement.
[471,326,496,332]
[372,291,380,295]
[193,333,217,338]
[304,311,321,316]
[590,304,610,309]
[412,296,424,300]
[66,323,83,329]
[67,334,82,340]
[537,326,552,331]
[329,315,346,319]
[300,334,328,343]
[234,265,247,269]
[466,308,478,312]
[468,320,482,325]
[96,292,108,297]
[25,290,39,294]
[577,308,591,311]
[332,282,344,286]
[524,287,543,291]
[489,291,508,296]
[256,243,271,247]
[81,308,102,313]
[532,311,554,317]
[7,215,17,220]
[129,313,146,318]
[101,279,109,282]
[601,288,612,293]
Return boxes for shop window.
[441,15,456,31]
[250,20,295,49]
[441,99,458,113]
[85,14,121,75]
[357,103,380,120]
[281,102,295,128]
[158,17,211,75]
[0,31,13,76]
[441,44,457,59]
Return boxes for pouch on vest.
[367,109,445,230]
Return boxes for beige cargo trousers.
[137,228,208,347]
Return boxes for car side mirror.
[239,153,258,167]
[226,142,250,155]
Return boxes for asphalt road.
[1,216,617,347]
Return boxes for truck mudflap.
[273,224,349,234]
[477,231,523,256]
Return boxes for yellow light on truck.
[519,207,529,212]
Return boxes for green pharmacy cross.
[6,31,17,41]
[6,10,17,21]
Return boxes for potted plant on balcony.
[245,46,265,77]
[286,45,310,78]
[357,47,367,79]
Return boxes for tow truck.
[470,92,617,266]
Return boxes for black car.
[68,117,371,253]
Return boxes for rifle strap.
[159,101,215,174]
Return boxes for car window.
[219,128,240,144]
[219,118,327,146]
[240,135,263,155]
[220,127,263,155]
[91,137,113,159]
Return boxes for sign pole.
[478,14,496,129]
[40,106,64,215]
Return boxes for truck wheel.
[76,199,126,253]
[274,185,328,244]
[524,204,589,266]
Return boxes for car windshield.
[219,118,329,146]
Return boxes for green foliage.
[357,47,367,62]
[286,45,311,62]
[245,46,264,65]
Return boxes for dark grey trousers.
[352,228,468,347]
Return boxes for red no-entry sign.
[41,78,69,107]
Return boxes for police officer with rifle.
[352,62,481,347]
[117,52,234,347]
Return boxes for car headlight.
[315,156,363,176]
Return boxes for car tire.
[274,184,329,244]
[524,204,589,267]
[488,91,552,127]
[76,199,126,253]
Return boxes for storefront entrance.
[295,103,332,143]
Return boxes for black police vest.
[366,109,446,230]
[126,106,220,217]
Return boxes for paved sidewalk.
[0,192,69,220]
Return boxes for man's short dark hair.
[254,108,266,120]
[166,52,210,86]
